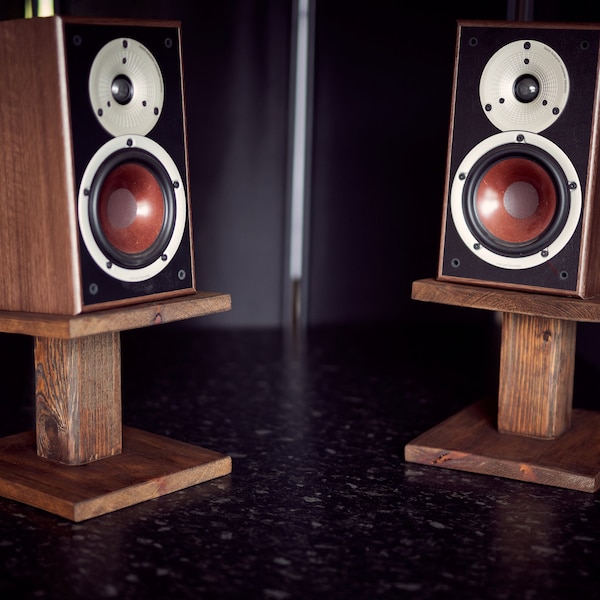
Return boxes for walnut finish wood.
[0,16,79,314]
[405,401,600,492]
[0,427,232,521]
[498,313,575,438]
[27,293,230,466]
[35,333,122,465]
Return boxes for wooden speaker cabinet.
[438,20,600,298]
[0,16,195,314]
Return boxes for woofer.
[450,131,580,270]
[79,135,187,283]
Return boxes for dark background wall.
[306,2,508,327]
[2,0,600,329]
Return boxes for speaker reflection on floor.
[438,21,600,298]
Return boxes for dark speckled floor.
[1,319,600,599]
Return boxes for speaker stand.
[0,292,232,521]
[405,278,600,492]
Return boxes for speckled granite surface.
[0,321,599,599]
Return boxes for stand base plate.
[0,427,232,521]
[405,401,600,492]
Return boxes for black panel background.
[64,21,193,307]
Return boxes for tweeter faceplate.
[479,39,569,133]
[88,37,164,136]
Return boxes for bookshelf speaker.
[0,16,195,314]
[439,20,600,297]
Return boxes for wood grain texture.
[35,332,122,465]
[579,56,600,298]
[0,291,231,339]
[412,278,600,322]
[0,427,232,521]
[0,17,80,314]
[498,313,575,438]
[405,401,600,492]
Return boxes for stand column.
[35,332,121,465]
[498,313,575,439]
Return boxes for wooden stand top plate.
[0,290,232,339]
[412,277,600,322]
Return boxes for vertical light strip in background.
[505,0,534,20]
[24,0,54,17]
[39,0,54,16]
[287,0,313,332]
